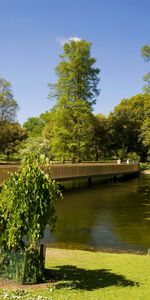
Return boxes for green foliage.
[0,77,18,124]
[0,77,26,158]
[140,95,150,148]
[91,114,111,160]
[19,136,50,160]
[0,122,27,158]
[22,247,45,284]
[47,39,100,161]
[141,45,150,62]
[45,103,96,162]
[143,72,150,93]
[0,154,61,249]
[140,162,150,170]
[23,112,51,138]
[0,248,25,282]
[127,152,140,162]
[23,117,44,137]
[0,154,62,283]
[141,45,150,93]
[48,40,100,108]
[108,94,149,162]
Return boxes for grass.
[0,248,150,299]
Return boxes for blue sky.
[0,0,149,124]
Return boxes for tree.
[140,44,150,150]
[0,154,62,283]
[91,114,110,161]
[0,77,26,158]
[0,122,27,158]
[19,136,50,159]
[140,94,150,149]
[0,77,18,124]
[23,111,51,138]
[141,45,150,93]
[108,94,149,162]
[48,39,100,162]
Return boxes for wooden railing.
[0,163,140,186]
[47,163,140,181]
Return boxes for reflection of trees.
[111,175,150,249]
[49,176,150,251]
[52,187,103,247]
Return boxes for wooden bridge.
[0,163,140,186]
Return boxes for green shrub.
[140,162,150,170]
[0,154,62,283]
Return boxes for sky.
[0,0,149,124]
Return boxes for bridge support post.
[113,175,117,182]
[88,177,92,187]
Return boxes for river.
[47,174,150,253]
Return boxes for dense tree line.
[22,93,150,163]
[0,78,27,159]
[1,40,150,162]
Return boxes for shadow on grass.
[45,265,139,291]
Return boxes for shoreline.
[46,244,147,256]
[141,169,150,174]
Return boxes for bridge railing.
[0,163,140,186]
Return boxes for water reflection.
[47,175,150,252]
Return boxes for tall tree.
[48,39,100,162]
[0,77,27,158]
[141,45,150,93]
[91,114,110,161]
[140,45,150,148]
[0,77,18,124]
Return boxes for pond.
[47,174,150,253]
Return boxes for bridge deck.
[0,163,140,185]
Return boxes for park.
[0,2,150,299]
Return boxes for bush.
[0,154,62,283]
[140,162,150,170]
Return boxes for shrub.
[0,154,62,283]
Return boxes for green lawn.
[0,248,150,299]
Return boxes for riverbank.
[0,248,150,299]
[141,169,150,174]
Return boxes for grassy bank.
[0,248,150,299]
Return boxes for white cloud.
[57,36,82,46]
[69,36,82,42]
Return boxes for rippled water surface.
[47,175,150,253]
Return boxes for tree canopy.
[0,77,18,124]
[0,77,27,158]
[108,94,149,162]
[23,112,51,138]
[140,94,150,149]
[47,39,100,162]
[0,122,27,157]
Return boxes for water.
[47,174,150,253]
